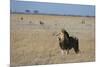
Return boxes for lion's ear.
[57,37,60,41]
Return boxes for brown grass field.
[10,14,95,66]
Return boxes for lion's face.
[56,32,64,42]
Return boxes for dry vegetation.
[10,14,95,66]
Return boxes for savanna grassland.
[10,14,95,66]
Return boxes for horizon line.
[10,12,95,17]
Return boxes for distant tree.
[34,10,39,14]
[25,10,30,13]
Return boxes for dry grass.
[10,14,95,66]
